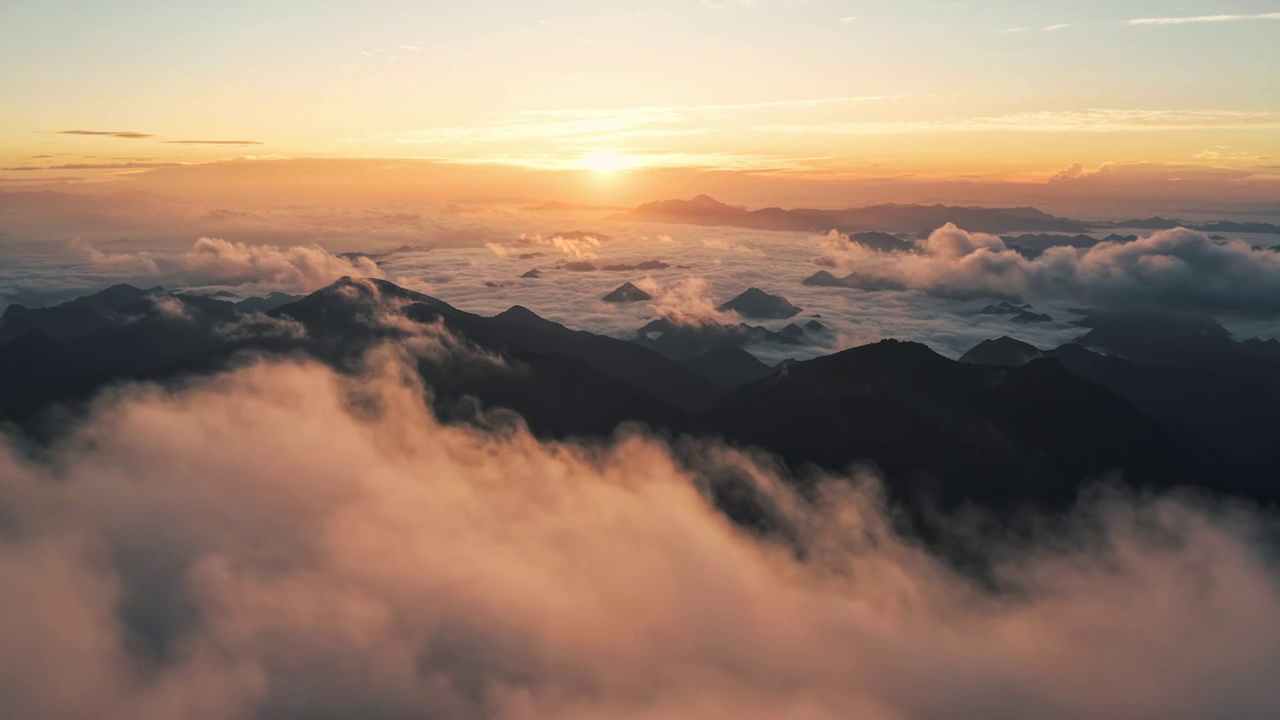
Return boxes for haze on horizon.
[2,0,1278,214]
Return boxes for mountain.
[5,279,1278,512]
[679,345,773,389]
[717,288,801,319]
[0,279,721,436]
[959,337,1045,366]
[614,195,837,232]
[696,340,1224,508]
[802,270,907,291]
[1002,233,1137,255]
[617,197,1086,235]
[845,231,915,253]
[602,282,653,303]
[793,203,1086,234]
[234,292,301,313]
[958,329,1280,493]
[1104,218,1280,235]
[633,317,802,361]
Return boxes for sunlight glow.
[578,149,639,174]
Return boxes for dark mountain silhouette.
[696,340,1226,508]
[802,270,907,291]
[1002,233,1137,252]
[618,196,1086,234]
[794,203,1085,234]
[980,301,1031,315]
[1012,310,1053,323]
[958,325,1280,493]
[679,345,773,389]
[234,292,300,313]
[520,269,542,278]
[614,196,837,232]
[633,317,801,361]
[779,323,806,338]
[804,319,828,332]
[4,279,1277,511]
[1102,219,1280,235]
[600,260,669,272]
[959,337,1045,366]
[602,282,653,303]
[844,231,915,253]
[717,287,801,319]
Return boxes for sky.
[1,0,1278,207]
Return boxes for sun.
[578,149,639,174]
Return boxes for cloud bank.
[1,351,1278,719]
[74,237,386,294]
[812,225,1280,315]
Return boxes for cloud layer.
[1,351,1278,719]
[70,237,385,294]
[812,225,1280,315]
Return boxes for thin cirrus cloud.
[38,130,263,146]
[1129,12,1280,26]
[50,130,154,139]
[1003,24,1070,34]
[1,162,185,171]
[760,109,1280,135]
[165,140,264,145]
[383,96,908,147]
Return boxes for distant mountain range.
[3,279,1279,511]
[604,195,1280,238]
[612,195,1088,234]
[1100,218,1280,235]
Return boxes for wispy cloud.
[47,130,154,139]
[839,16,857,25]
[1129,12,1280,26]
[761,109,1280,135]
[2,162,185,171]
[1004,24,1071,34]
[165,140,264,146]
[384,96,910,147]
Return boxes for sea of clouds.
[3,197,1280,360]
[2,345,1279,720]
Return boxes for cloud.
[1129,13,1280,26]
[382,96,908,152]
[1043,23,1071,31]
[164,140,264,146]
[1,350,1279,719]
[762,109,1280,134]
[1001,27,1029,34]
[3,162,184,171]
[70,238,161,274]
[50,130,154,139]
[73,237,386,294]
[810,224,1280,315]
[516,232,604,259]
[636,276,736,327]
[1051,162,1086,181]
[839,16,857,25]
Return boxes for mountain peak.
[602,282,653,303]
[718,287,801,319]
[960,336,1045,366]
